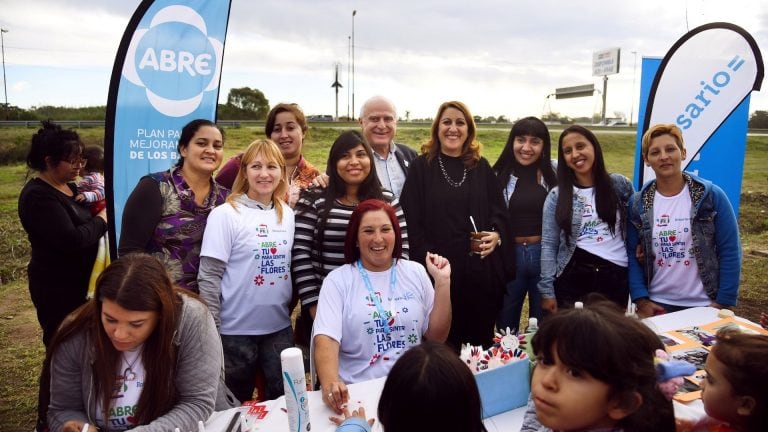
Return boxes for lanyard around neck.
[356,259,397,335]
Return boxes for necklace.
[438,154,467,188]
[286,165,299,185]
[339,195,359,206]
[121,347,143,382]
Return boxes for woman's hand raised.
[425,252,450,282]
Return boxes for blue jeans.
[221,326,294,402]
[497,243,542,333]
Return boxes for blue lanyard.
[356,259,397,335]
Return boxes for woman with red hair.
[313,199,451,414]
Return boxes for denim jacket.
[538,173,634,298]
[626,173,741,306]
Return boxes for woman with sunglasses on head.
[18,120,109,431]
[538,125,634,313]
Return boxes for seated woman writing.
[46,253,235,432]
[313,199,451,414]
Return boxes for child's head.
[702,328,768,431]
[531,301,674,432]
[377,341,485,432]
[82,145,104,173]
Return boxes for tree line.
[0,87,271,122]
[2,88,768,129]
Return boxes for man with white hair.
[359,96,418,198]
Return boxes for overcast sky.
[1,0,766,121]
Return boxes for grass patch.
[0,279,45,432]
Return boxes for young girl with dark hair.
[75,145,106,214]
[291,131,409,343]
[700,328,768,431]
[523,301,675,432]
[493,116,557,332]
[332,341,486,432]
[538,125,634,313]
[46,253,235,432]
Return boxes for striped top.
[291,187,409,309]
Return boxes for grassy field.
[0,124,766,431]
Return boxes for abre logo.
[122,5,224,117]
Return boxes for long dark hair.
[493,116,557,188]
[344,199,403,264]
[378,341,486,432]
[531,300,675,431]
[47,254,188,425]
[312,130,385,253]
[555,125,620,241]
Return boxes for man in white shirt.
[359,96,418,198]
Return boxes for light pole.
[629,51,637,127]
[347,35,351,120]
[1,27,8,110]
[351,10,356,119]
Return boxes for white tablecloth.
[208,306,742,432]
[232,375,525,432]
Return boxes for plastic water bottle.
[281,347,310,432]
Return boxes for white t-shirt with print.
[95,348,145,430]
[201,202,295,335]
[650,185,709,306]
[574,186,628,267]
[313,260,435,384]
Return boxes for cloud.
[11,81,29,92]
[0,0,765,119]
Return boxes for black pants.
[554,248,628,309]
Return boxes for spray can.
[281,347,310,432]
